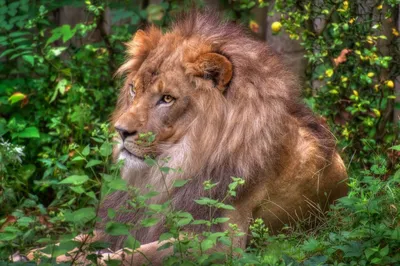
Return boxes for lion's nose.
[115,127,137,141]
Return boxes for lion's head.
[113,12,299,186]
[113,28,232,166]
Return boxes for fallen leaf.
[334,49,352,66]
[0,215,17,231]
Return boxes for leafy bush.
[272,0,400,165]
[0,0,399,265]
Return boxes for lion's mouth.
[120,148,145,161]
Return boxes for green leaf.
[144,157,156,166]
[106,179,128,191]
[9,31,30,38]
[303,256,327,265]
[8,92,26,104]
[65,207,96,224]
[159,167,170,173]
[124,235,140,250]
[58,175,89,185]
[365,247,377,259]
[107,208,116,219]
[17,127,39,138]
[60,25,76,43]
[85,191,96,200]
[194,197,218,206]
[0,232,17,241]
[213,217,230,224]
[105,222,129,236]
[379,245,389,257]
[141,217,160,227]
[390,227,400,240]
[100,142,113,157]
[148,204,163,212]
[17,217,34,227]
[157,242,173,251]
[371,258,381,264]
[215,202,235,210]
[56,79,68,95]
[159,232,174,241]
[200,239,215,252]
[192,219,210,226]
[20,164,36,181]
[70,186,85,194]
[172,179,189,187]
[52,240,79,257]
[218,236,231,246]
[82,145,90,156]
[390,145,400,151]
[46,25,76,47]
[85,159,102,168]
[22,54,34,66]
[176,218,192,227]
[49,87,58,103]
[72,156,85,161]
[46,32,61,47]
[303,238,320,252]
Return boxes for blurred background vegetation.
[0,0,400,265]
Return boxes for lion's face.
[113,32,233,168]
[114,64,194,165]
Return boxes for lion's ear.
[116,27,161,76]
[186,53,233,91]
[128,27,161,57]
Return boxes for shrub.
[272,0,400,166]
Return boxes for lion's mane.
[99,11,336,249]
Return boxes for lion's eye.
[158,95,175,105]
[128,83,136,98]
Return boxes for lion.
[25,11,348,265]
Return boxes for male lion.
[27,11,348,265]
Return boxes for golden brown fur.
[30,11,347,265]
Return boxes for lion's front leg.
[99,240,172,266]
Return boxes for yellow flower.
[377,4,383,10]
[353,90,358,97]
[367,72,375,78]
[392,28,399,37]
[341,77,348,82]
[342,127,350,139]
[325,68,334,78]
[374,84,380,92]
[349,18,355,24]
[343,1,349,10]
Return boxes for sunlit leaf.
[8,92,26,104]
[58,175,89,185]
[17,127,39,138]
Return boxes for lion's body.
[95,11,348,263]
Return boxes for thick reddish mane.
[103,11,338,250]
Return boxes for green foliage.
[244,158,399,265]
[0,0,399,265]
[272,0,400,165]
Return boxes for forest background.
[0,0,400,265]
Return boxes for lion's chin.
[118,149,148,170]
